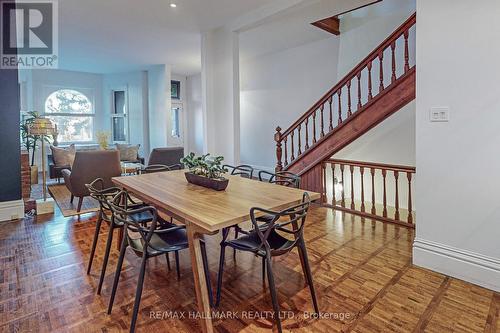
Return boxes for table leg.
[186,222,213,333]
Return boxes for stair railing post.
[275,126,283,172]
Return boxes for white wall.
[186,73,204,155]
[414,0,500,291]
[148,65,171,150]
[239,37,340,170]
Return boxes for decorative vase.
[30,165,39,185]
[185,172,229,191]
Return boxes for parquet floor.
[1,206,499,332]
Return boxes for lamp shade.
[28,117,55,136]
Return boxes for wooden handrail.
[280,13,415,138]
[326,159,416,173]
[275,13,416,172]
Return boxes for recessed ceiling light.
[170,3,177,8]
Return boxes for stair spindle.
[404,30,410,73]
[312,110,317,144]
[274,127,283,172]
[331,163,336,205]
[378,52,384,92]
[370,167,376,215]
[350,165,355,210]
[347,80,352,117]
[360,166,365,212]
[321,163,326,203]
[328,97,333,131]
[391,41,396,83]
[305,117,310,150]
[367,61,373,100]
[297,124,302,156]
[320,105,325,138]
[394,171,400,220]
[407,172,413,224]
[338,90,342,125]
[357,72,362,110]
[283,137,288,166]
[382,169,387,218]
[340,164,345,207]
[290,131,295,161]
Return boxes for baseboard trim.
[0,199,25,222]
[413,238,500,292]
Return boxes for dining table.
[112,169,320,333]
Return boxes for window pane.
[113,91,126,115]
[45,89,92,114]
[48,116,93,142]
[171,107,180,137]
[112,117,126,142]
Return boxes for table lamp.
[29,117,55,214]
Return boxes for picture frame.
[171,80,180,99]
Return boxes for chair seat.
[128,222,188,256]
[130,210,154,223]
[227,229,294,256]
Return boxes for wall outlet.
[430,107,449,122]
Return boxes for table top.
[112,170,320,232]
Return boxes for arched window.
[45,89,94,142]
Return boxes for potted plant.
[20,111,52,185]
[180,153,229,191]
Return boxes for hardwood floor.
[1,206,498,332]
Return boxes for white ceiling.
[57,0,275,75]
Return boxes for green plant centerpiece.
[180,153,229,191]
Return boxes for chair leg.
[200,240,214,307]
[174,251,181,281]
[70,194,74,203]
[165,253,171,270]
[77,197,83,212]
[233,227,239,258]
[299,241,319,314]
[130,254,148,333]
[266,256,282,333]
[107,232,128,314]
[262,256,266,282]
[215,245,226,307]
[87,210,103,275]
[97,225,116,295]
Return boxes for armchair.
[62,150,121,212]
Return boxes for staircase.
[274,14,416,193]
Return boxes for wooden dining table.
[112,169,320,333]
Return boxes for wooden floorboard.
[0,206,498,332]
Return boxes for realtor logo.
[1,0,58,69]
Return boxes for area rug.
[48,184,99,217]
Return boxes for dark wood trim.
[311,17,340,35]
[327,158,416,173]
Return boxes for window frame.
[110,87,129,144]
[43,87,96,145]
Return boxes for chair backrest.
[250,192,310,254]
[142,164,171,174]
[110,190,184,254]
[70,150,122,196]
[85,178,121,213]
[223,164,254,179]
[148,147,184,167]
[258,170,300,188]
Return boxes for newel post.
[274,126,283,172]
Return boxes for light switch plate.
[430,107,449,122]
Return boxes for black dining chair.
[106,190,213,333]
[258,170,301,188]
[141,163,183,174]
[85,179,157,295]
[215,192,318,333]
[223,164,254,179]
